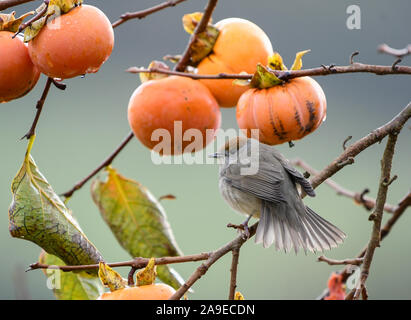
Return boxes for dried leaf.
[23,16,47,42]
[291,49,311,70]
[39,250,104,300]
[98,262,127,292]
[91,167,184,289]
[268,52,288,71]
[250,64,284,89]
[232,71,251,87]
[182,12,212,34]
[0,11,33,32]
[9,136,103,272]
[47,0,83,15]
[136,257,156,286]
[139,61,170,83]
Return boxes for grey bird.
[211,137,345,253]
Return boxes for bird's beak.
[208,152,225,159]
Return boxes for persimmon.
[128,76,221,155]
[197,18,273,108]
[237,76,327,145]
[28,4,114,79]
[0,32,40,103]
[98,284,176,300]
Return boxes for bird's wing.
[273,155,316,197]
[221,160,286,204]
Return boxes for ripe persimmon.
[0,32,40,103]
[28,5,114,79]
[128,76,221,155]
[98,284,175,300]
[197,18,273,108]
[236,76,327,146]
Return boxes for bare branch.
[228,247,240,300]
[174,0,219,71]
[291,159,397,213]
[318,255,364,266]
[0,0,35,11]
[60,131,134,199]
[112,0,188,29]
[353,133,399,299]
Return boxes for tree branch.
[21,77,53,140]
[317,255,364,266]
[111,0,188,29]
[60,131,134,199]
[228,246,240,300]
[291,158,397,213]
[174,0,219,71]
[353,133,399,299]
[0,0,35,11]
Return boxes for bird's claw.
[227,218,251,240]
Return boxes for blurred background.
[0,0,410,300]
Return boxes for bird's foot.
[227,216,252,240]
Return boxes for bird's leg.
[227,214,253,239]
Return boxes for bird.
[210,136,345,253]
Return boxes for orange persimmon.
[197,18,273,108]
[99,284,175,300]
[28,5,114,79]
[0,32,40,103]
[236,77,327,145]
[128,76,221,155]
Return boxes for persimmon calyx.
[24,0,83,42]
[98,262,128,292]
[182,12,220,64]
[139,61,170,83]
[0,11,34,32]
[250,50,311,89]
[136,257,157,286]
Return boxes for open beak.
[208,152,225,159]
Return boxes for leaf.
[250,64,284,89]
[98,262,127,292]
[47,0,83,15]
[235,291,245,300]
[291,49,311,71]
[39,250,104,300]
[0,11,34,32]
[9,136,103,272]
[182,12,212,34]
[268,52,288,71]
[136,257,156,286]
[139,61,170,83]
[91,167,184,290]
[232,71,251,87]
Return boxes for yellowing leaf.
[139,61,170,83]
[291,49,311,70]
[47,0,83,15]
[235,291,245,300]
[232,71,251,87]
[0,11,33,32]
[39,251,104,300]
[250,64,284,89]
[98,262,127,292]
[136,258,157,286]
[91,167,184,290]
[268,52,288,71]
[182,12,212,34]
[9,136,103,272]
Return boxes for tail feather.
[255,204,345,253]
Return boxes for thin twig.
[112,0,188,28]
[174,0,219,71]
[27,253,212,272]
[13,0,50,38]
[353,133,399,300]
[0,0,35,11]
[378,44,411,58]
[21,77,53,140]
[291,159,396,213]
[317,255,364,266]
[60,131,134,199]
[228,247,240,300]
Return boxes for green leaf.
[9,137,103,272]
[39,250,104,300]
[91,167,184,289]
